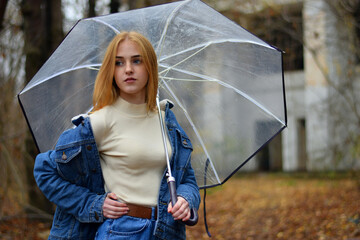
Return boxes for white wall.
[282,71,305,171]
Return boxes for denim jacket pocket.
[55,146,85,185]
[177,130,193,150]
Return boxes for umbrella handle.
[168,177,198,226]
[168,177,178,207]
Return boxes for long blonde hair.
[92,31,158,112]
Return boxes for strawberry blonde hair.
[92,31,158,112]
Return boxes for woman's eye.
[133,59,141,64]
[115,61,123,66]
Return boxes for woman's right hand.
[102,192,129,219]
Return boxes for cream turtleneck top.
[89,97,171,207]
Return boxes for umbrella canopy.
[18,0,286,189]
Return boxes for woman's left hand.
[167,196,191,221]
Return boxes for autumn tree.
[0,0,27,217]
[20,0,64,214]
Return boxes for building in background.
[207,0,360,172]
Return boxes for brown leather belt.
[126,203,157,219]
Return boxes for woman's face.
[114,39,149,104]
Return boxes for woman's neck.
[119,92,146,105]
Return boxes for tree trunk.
[88,0,96,17]
[109,0,121,13]
[21,0,64,215]
[46,0,64,55]
[144,0,172,7]
[21,0,45,81]
[0,0,9,30]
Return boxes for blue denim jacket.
[34,102,200,240]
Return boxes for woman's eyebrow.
[115,55,141,59]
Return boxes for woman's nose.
[125,62,133,74]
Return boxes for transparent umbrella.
[18,0,287,189]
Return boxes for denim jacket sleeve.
[175,148,201,211]
[165,107,201,211]
[34,150,106,223]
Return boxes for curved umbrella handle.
[186,208,199,226]
[168,177,198,226]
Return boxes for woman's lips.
[125,78,136,82]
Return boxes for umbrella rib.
[159,43,210,76]
[160,66,285,126]
[22,64,101,93]
[156,0,190,57]
[160,77,221,184]
[160,76,210,82]
[159,38,273,63]
[86,18,120,34]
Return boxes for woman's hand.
[167,196,191,221]
[102,193,129,219]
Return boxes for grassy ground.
[0,172,359,239]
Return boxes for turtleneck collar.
[112,97,149,118]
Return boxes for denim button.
[95,212,99,221]
[86,145,92,151]
[62,152,67,160]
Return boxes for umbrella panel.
[159,67,285,187]
[159,41,285,124]
[19,68,97,151]
[158,39,285,187]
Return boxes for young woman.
[33,31,200,240]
